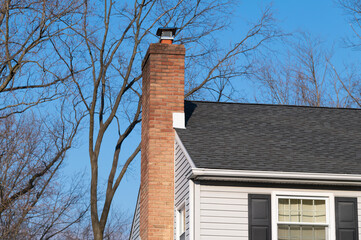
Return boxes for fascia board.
[191,168,361,185]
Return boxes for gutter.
[190,168,361,186]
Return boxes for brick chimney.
[140,28,185,239]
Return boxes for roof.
[176,101,361,175]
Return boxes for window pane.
[290,225,300,239]
[314,200,326,223]
[302,226,313,240]
[278,225,288,240]
[278,225,326,240]
[278,198,326,223]
[279,199,289,221]
[302,200,314,222]
[314,226,326,240]
[290,199,301,222]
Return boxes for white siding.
[196,184,361,240]
[129,192,140,240]
[199,185,248,240]
[174,140,193,239]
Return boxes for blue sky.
[238,0,349,41]
[226,0,359,102]
[65,0,359,222]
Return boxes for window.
[177,205,185,240]
[277,197,328,240]
[249,192,358,240]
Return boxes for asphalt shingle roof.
[176,101,361,174]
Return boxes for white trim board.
[194,182,201,240]
[175,202,186,240]
[173,112,185,129]
[191,168,361,186]
[188,180,194,240]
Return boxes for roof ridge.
[185,100,361,111]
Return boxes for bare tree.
[0,0,85,117]
[48,1,281,239]
[253,33,356,107]
[0,110,87,239]
[333,0,361,107]
[338,0,361,50]
[60,206,130,240]
[0,1,90,239]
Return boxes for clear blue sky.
[237,0,350,44]
[65,0,359,223]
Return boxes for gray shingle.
[176,101,361,174]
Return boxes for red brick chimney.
[140,28,185,239]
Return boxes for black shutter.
[335,197,359,240]
[248,194,271,240]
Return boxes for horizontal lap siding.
[129,193,140,240]
[198,185,361,240]
[199,185,248,240]
[174,141,192,239]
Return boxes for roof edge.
[175,131,196,168]
[185,100,361,111]
[190,168,361,186]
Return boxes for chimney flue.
[156,27,177,44]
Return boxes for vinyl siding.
[199,184,248,240]
[129,192,140,240]
[197,184,361,240]
[174,140,193,240]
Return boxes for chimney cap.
[156,27,177,40]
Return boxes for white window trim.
[271,191,335,240]
[176,202,186,240]
[188,180,194,240]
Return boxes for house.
[129,28,361,240]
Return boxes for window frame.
[176,202,186,240]
[271,191,335,240]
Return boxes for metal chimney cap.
[156,27,177,39]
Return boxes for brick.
[140,43,185,240]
